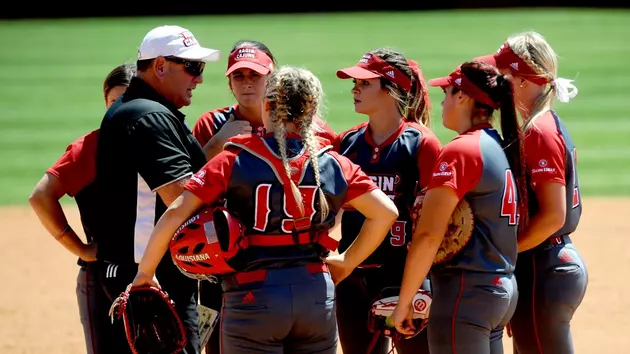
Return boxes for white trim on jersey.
[134,174,157,264]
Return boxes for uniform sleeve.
[329,152,379,204]
[184,148,238,205]
[46,130,99,197]
[192,111,216,148]
[427,136,483,200]
[130,113,194,192]
[416,133,443,191]
[524,125,566,186]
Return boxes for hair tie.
[552,77,578,103]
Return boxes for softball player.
[477,31,588,354]
[132,66,399,354]
[192,40,335,161]
[333,48,441,354]
[28,63,136,354]
[391,61,529,354]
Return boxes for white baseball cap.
[137,25,221,63]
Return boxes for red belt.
[248,231,339,252]
[233,263,329,285]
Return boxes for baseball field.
[0,8,628,353]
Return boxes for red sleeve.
[524,117,566,186]
[184,148,238,204]
[416,131,443,191]
[427,134,483,200]
[46,130,99,197]
[329,152,379,204]
[192,111,216,148]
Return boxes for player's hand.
[391,301,416,336]
[322,254,353,285]
[215,114,253,143]
[132,271,160,289]
[80,242,98,262]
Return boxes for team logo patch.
[539,159,548,167]
[413,298,427,312]
[439,162,448,171]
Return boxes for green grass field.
[0,9,628,205]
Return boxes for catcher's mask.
[170,206,246,281]
[367,287,432,340]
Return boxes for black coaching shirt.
[95,77,207,267]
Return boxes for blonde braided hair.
[265,66,330,222]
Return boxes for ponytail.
[406,59,431,127]
[497,74,529,231]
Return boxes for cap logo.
[235,48,256,60]
[454,78,462,86]
[359,54,372,64]
[180,31,198,47]
[386,70,395,78]
[510,62,519,71]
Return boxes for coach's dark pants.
[99,260,201,354]
[76,261,114,354]
[336,266,431,354]
[510,235,588,354]
[220,264,337,354]
[428,270,518,354]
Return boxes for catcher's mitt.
[109,284,187,354]
[411,193,474,264]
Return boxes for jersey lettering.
[253,184,318,233]
[501,169,518,225]
[389,220,407,247]
[571,148,580,208]
[253,184,272,231]
[369,174,401,201]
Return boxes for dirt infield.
[1,198,627,353]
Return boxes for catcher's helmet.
[170,206,246,280]
[367,286,432,339]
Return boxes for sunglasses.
[164,56,205,77]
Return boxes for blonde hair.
[264,66,330,222]
[506,31,559,130]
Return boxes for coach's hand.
[132,271,160,289]
[323,254,353,285]
[215,114,253,143]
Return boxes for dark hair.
[371,48,431,126]
[103,63,136,100]
[230,40,277,66]
[457,61,529,230]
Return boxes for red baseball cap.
[475,42,549,85]
[428,66,499,109]
[225,47,274,77]
[337,52,412,92]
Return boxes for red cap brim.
[336,66,381,80]
[427,76,452,88]
[474,54,497,67]
[225,61,271,77]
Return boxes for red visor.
[428,67,499,109]
[475,42,549,85]
[337,52,412,92]
[226,47,274,76]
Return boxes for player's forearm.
[399,231,442,305]
[342,215,396,269]
[138,197,191,276]
[202,135,225,161]
[518,211,564,252]
[28,189,87,258]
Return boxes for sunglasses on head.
[164,56,205,77]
